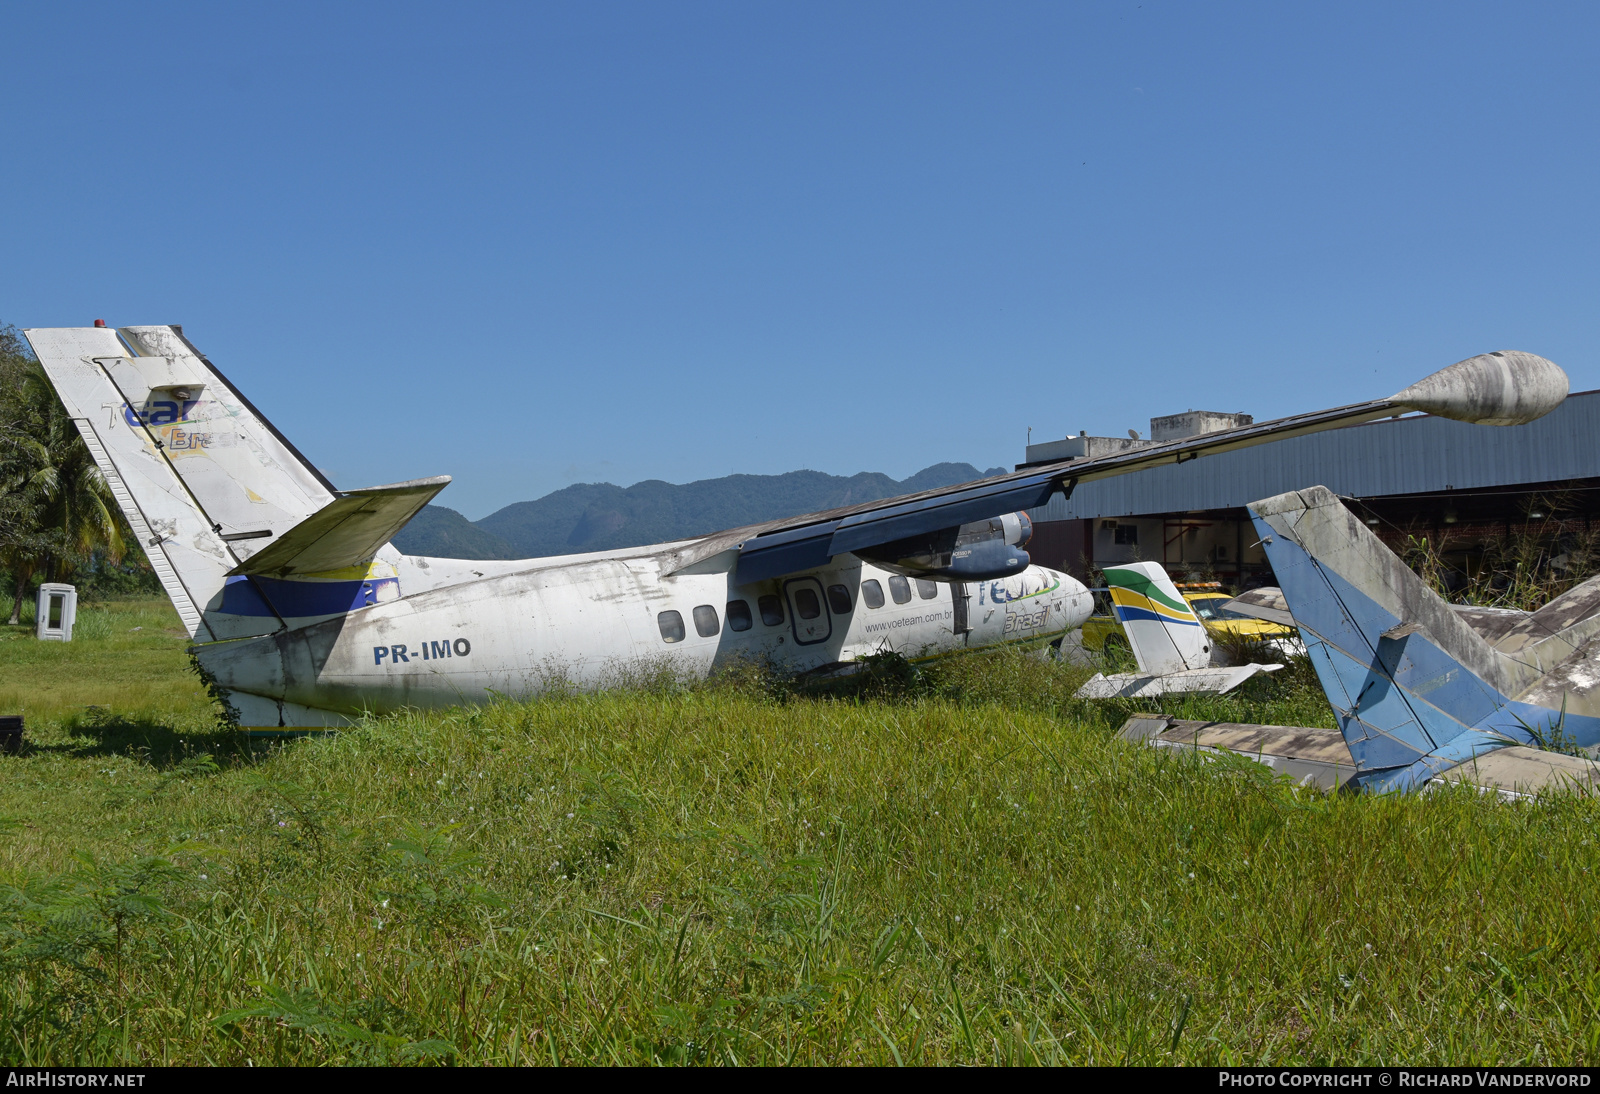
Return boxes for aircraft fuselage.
[199,549,1091,729]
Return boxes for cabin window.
[726,599,753,631]
[827,584,852,614]
[795,587,822,620]
[693,604,720,637]
[888,575,912,604]
[916,579,938,600]
[759,594,785,626]
[657,610,685,643]
[861,579,885,609]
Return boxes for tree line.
[0,324,155,625]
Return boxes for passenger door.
[952,581,971,641]
[784,577,832,645]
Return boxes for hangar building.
[1019,389,1600,590]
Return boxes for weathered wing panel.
[1119,716,1357,791]
[1450,606,1528,645]
[1513,636,1600,713]
[1120,717,1599,798]
[722,352,1568,584]
[1431,746,1600,798]
[1222,586,1295,627]
[1491,576,1600,671]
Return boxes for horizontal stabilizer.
[1119,716,1600,798]
[1119,715,1356,791]
[229,476,450,577]
[1076,663,1283,700]
[1429,747,1600,799]
[1222,587,1295,627]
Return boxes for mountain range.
[392,463,1008,560]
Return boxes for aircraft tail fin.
[1076,562,1282,701]
[1245,486,1595,790]
[23,325,423,641]
[1103,562,1212,674]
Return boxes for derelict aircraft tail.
[1103,562,1212,672]
[23,325,448,643]
[1075,562,1283,699]
[1248,486,1600,791]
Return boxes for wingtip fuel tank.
[1389,350,1568,426]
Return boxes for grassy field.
[0,598,214,725]
[2,597,1598,1065]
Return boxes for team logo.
[987,573,1062,604]
[122,400,201,427]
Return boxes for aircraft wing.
[1223,587,1295,627]
[228,476,451,578]
[694,350,1568,585]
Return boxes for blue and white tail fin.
[24,326,445,641]
[1248,486,1600,790]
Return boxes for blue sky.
[4,2,1597,518]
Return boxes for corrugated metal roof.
[1030,389,1600,522]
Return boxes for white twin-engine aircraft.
[25,325,1568,732]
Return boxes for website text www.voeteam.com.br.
[860,611,952,634]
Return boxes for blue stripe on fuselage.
[220,575,397,617]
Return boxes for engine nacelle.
[855,512,1034,581]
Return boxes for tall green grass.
[1,630,1597,1065]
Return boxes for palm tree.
[0,333,126,625]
